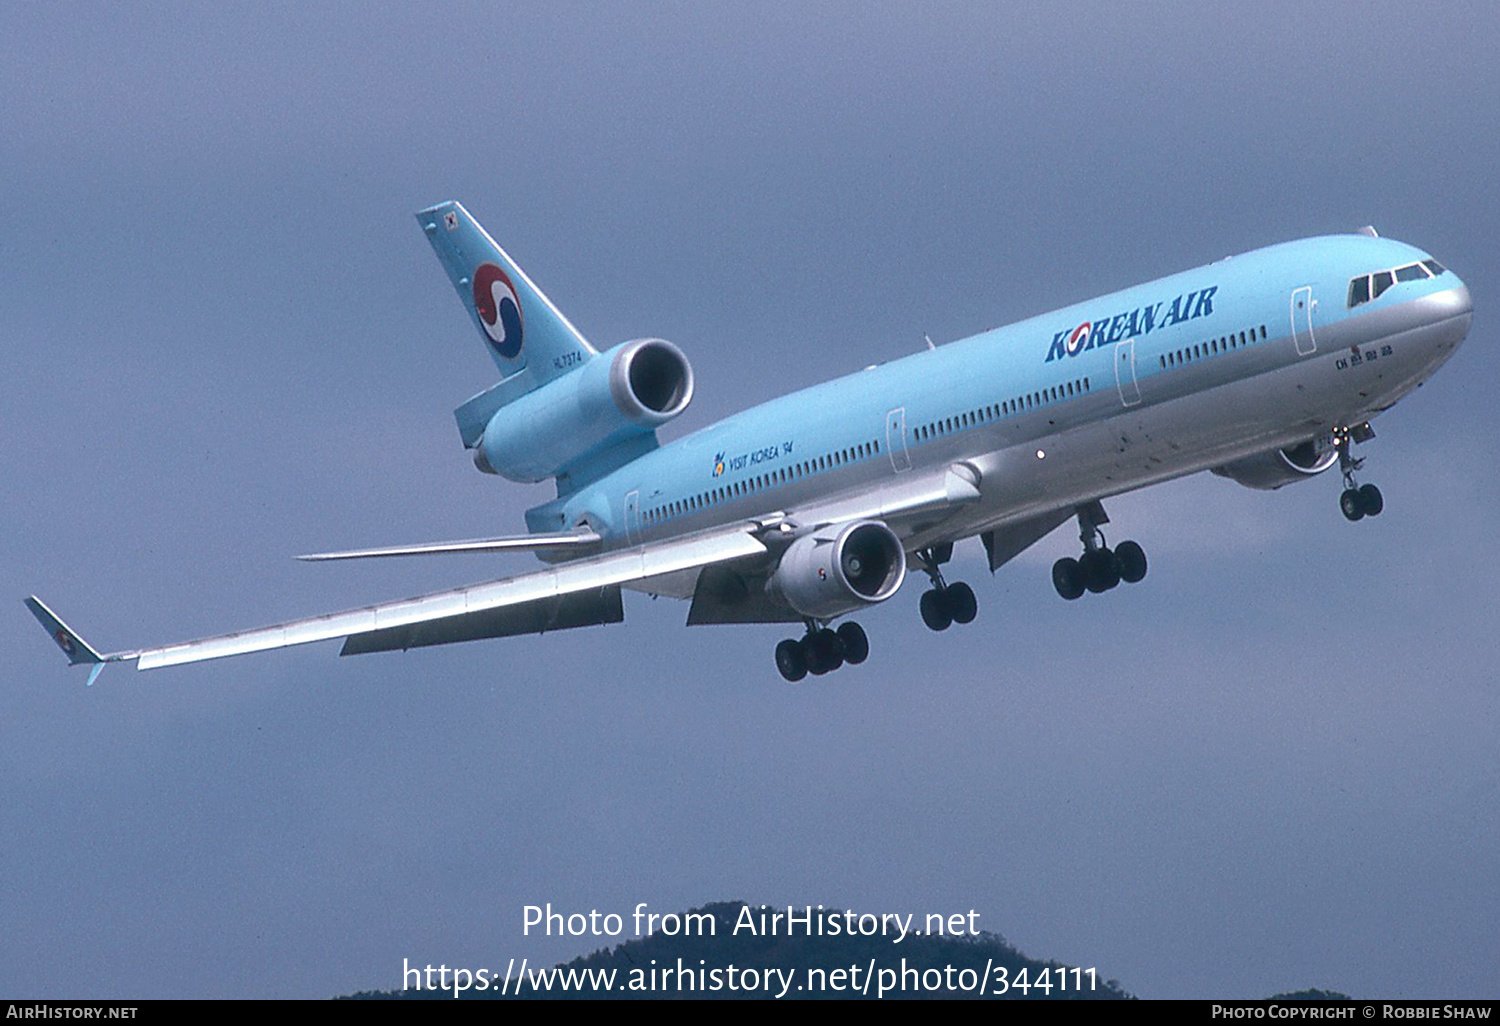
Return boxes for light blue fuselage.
[541,234,1470,573]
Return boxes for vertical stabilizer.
[416,201,598,384]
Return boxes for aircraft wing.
[296,527,601,561]
[28,524,766,678]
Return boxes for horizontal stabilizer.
[297,529,602,562]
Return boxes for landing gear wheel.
[775,638,807,682]
[806,628,844,675]
[1340,488,1365,522]
[920,589,953,631]
[946,582,978,625]
[836,622,869,665]
[1052,557,1086,600]
[1358,483,1383,517]
[1115,540,1148,584]
[1082,548,1119,593]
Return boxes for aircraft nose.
[1420,276,1472,324]
[1450,279,1473,319]
[1412,276,1472,364]
[1446,274,1470,318]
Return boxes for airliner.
[28,203,1473,683]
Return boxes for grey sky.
[2,3,1496,999]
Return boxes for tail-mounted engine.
[473,338,694,483]
[770,520,907,619]
[1210,437,1339,490]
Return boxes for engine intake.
[1211,437,1338,490]
[613,338,693,420]
[771,520,907,619]
[475,338,694,483]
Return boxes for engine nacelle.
[1210,437,1339,490]
[474,338,693,482]
[771,520,907,619]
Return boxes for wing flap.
[340,587,623,656]
[980,508,1074,572]
[130,525,765,671]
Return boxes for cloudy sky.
[3,2,1495,999]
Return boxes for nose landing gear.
[1051,501,1147,600]
[1335,424,1383,521]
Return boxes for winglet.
[26,597,104,666]
[25,597,131,684]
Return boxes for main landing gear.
[1051,501,1147,600]
[1335,423,1383,521]
[775,620,869,682]
[914,544,978,632]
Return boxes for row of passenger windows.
[1159,324,1268,370]
[644,439,883,525]
[914,377,1093,444]
[1348,259,1445,308]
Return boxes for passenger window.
[1349,276,1370,307]
[1372,270,1394,298]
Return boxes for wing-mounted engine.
[1210,437,1338,490]
[770,520,907,619]
[472,338,694,486]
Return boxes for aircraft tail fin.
[416,201,597,386]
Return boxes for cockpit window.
[1348,258,1447,309]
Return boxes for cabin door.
[624,490,641,545]
[1291,286,1317,355]
[1114,339,1141,406]
[885,408,911,472]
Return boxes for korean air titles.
[1045,285,1219,361]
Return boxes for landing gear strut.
[1051,501,1147,601]
[1335,424,1383,521]
[914,544,977,632]
[775,619,869,682]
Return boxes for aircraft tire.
[1083,549,1118,593]
[807,629,844,674]
[776,639,808,682]
[920,589,953,631]
[1340,488,1365,521]
[836,622,869,665]
[1115,540,1148,584]
[1358,483,1383,517]
[1052,557,1086,600]
[946,582,977,624]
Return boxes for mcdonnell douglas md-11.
[28,203,1473,682]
